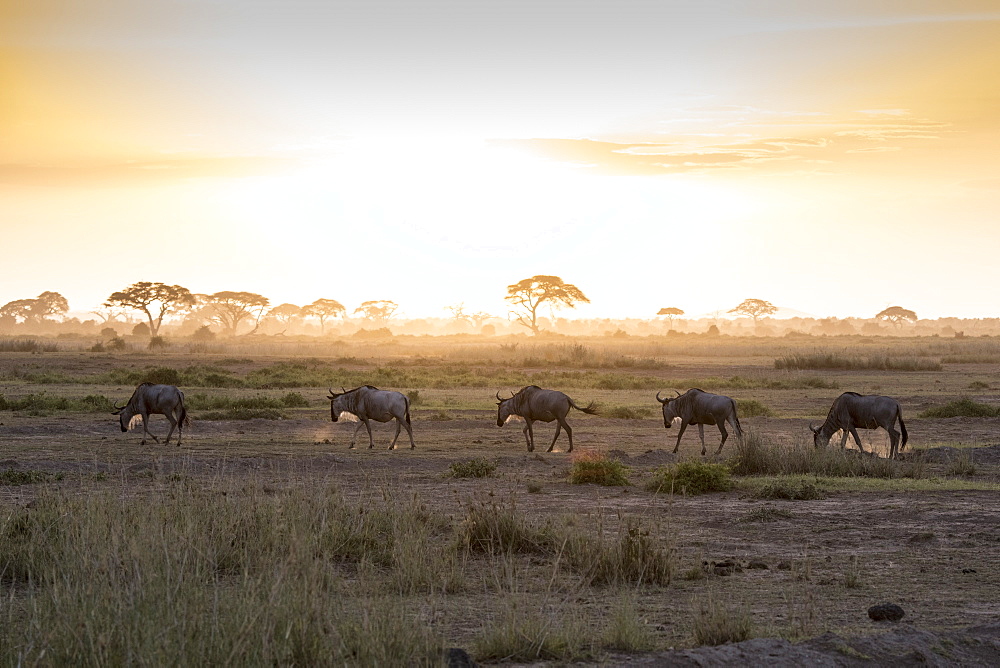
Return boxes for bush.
[645,461,732,495]
[191,325,216,341]
[106,336,128,351]
[131,322,151,337]
[446,458,498,479]
[568,453,630,486]
[736,398,776,418]
[148,336,168,350]
[604,405,653,419]
[919,397,1000,418]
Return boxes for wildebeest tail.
[898,410,908,450]
[405,397,412,425]
[570,399,599,416]
[179,392,191,427]
[732,399,744,437]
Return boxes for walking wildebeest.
[495,385,598,453]
[327,385,415,449]
[114,382,189,445]
[811,392,908,459]
[656,388,743,456]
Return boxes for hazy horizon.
[3,1,999,320]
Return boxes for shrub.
[446,458,498,479]
[459,496,552,555]
[148,336,168,350]
[0,468,62,485]
[604,405,653,419]
[645,461,732,495]
[946,450,977,476]
[106,336,128,351]
[191,325,216,341]
[736,398,776,418]
[406,389,423,406]
[562,519,674,587]
[568,453,630,486]
[131,322,151,337]
[919,397,1000,418]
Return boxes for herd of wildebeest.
[114,381,909,459]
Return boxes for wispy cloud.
[497,108,953,175]
[0,156,297,186]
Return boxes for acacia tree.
[267,303,302,332]
[505,275,589,334]
[728,298,777,325]
[0,292,69,324]
[657,307,684,329]
[875,306,917,328]
[105,282,195,336]
[303,298,346,334]
[204,291,270,335]
[354,300,398,326]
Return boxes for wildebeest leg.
[848,428,866,454]
[523,421,534,452]
[388,420,402,450]
[402,419,416,449]
[672,422,688,454]
[549,418,572,453]
[141,411,159,445]
[838,429,850,450]
[349,422,365,449]
[887,426,901,459]
[163,412,178,445]
[715,422,729,455]
[698,423,707,456]
[362,418,376,449]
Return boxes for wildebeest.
[495,385,598,453]
[810,392,908,459]
[114,382,189,446]
[327,385,415,449]
[656,388,743,456]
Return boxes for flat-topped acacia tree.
[105,282,195,336]
[505,275,589,334]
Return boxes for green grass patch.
[736,474,1000,494]
[568,453,630,486]
[197,407,286,420]
[645,461,732,495]
[752,480,825,500]
[919,397,1000,418]
[0,393,115,414]
[736,398,776,418]
[728,430,916,478]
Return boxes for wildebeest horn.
[655,391,669,404]
[113,401,125,411]
[327,387,336,399]
[674,390,681,397]
[496,390,503,401]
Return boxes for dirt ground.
[2,349,1000,663]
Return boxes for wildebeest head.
[809,423,830,448]
[113,401,131,433]
[327,387,347,422]
[495,390,516,427]
[656,390,681,428]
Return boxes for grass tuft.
[446,458,498,479]
[645,461,732,495]
[568,453,630,486]
[919,397,1000,418]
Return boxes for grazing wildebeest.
[114,382,189,445]
[656,388,743,456]
[495,385,598,453]
[811,392,908,459]
[327,385,415,450]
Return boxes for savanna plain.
[2,333,1000,665]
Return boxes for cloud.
[496,108,951,176]
[0,156,297,186]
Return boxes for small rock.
[777,561,792,570]
[868,603,905,622]
[961,568,977,574]
[747,560,769,570]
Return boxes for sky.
[2,0,999,322]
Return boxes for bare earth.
[2,349,1000,664]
